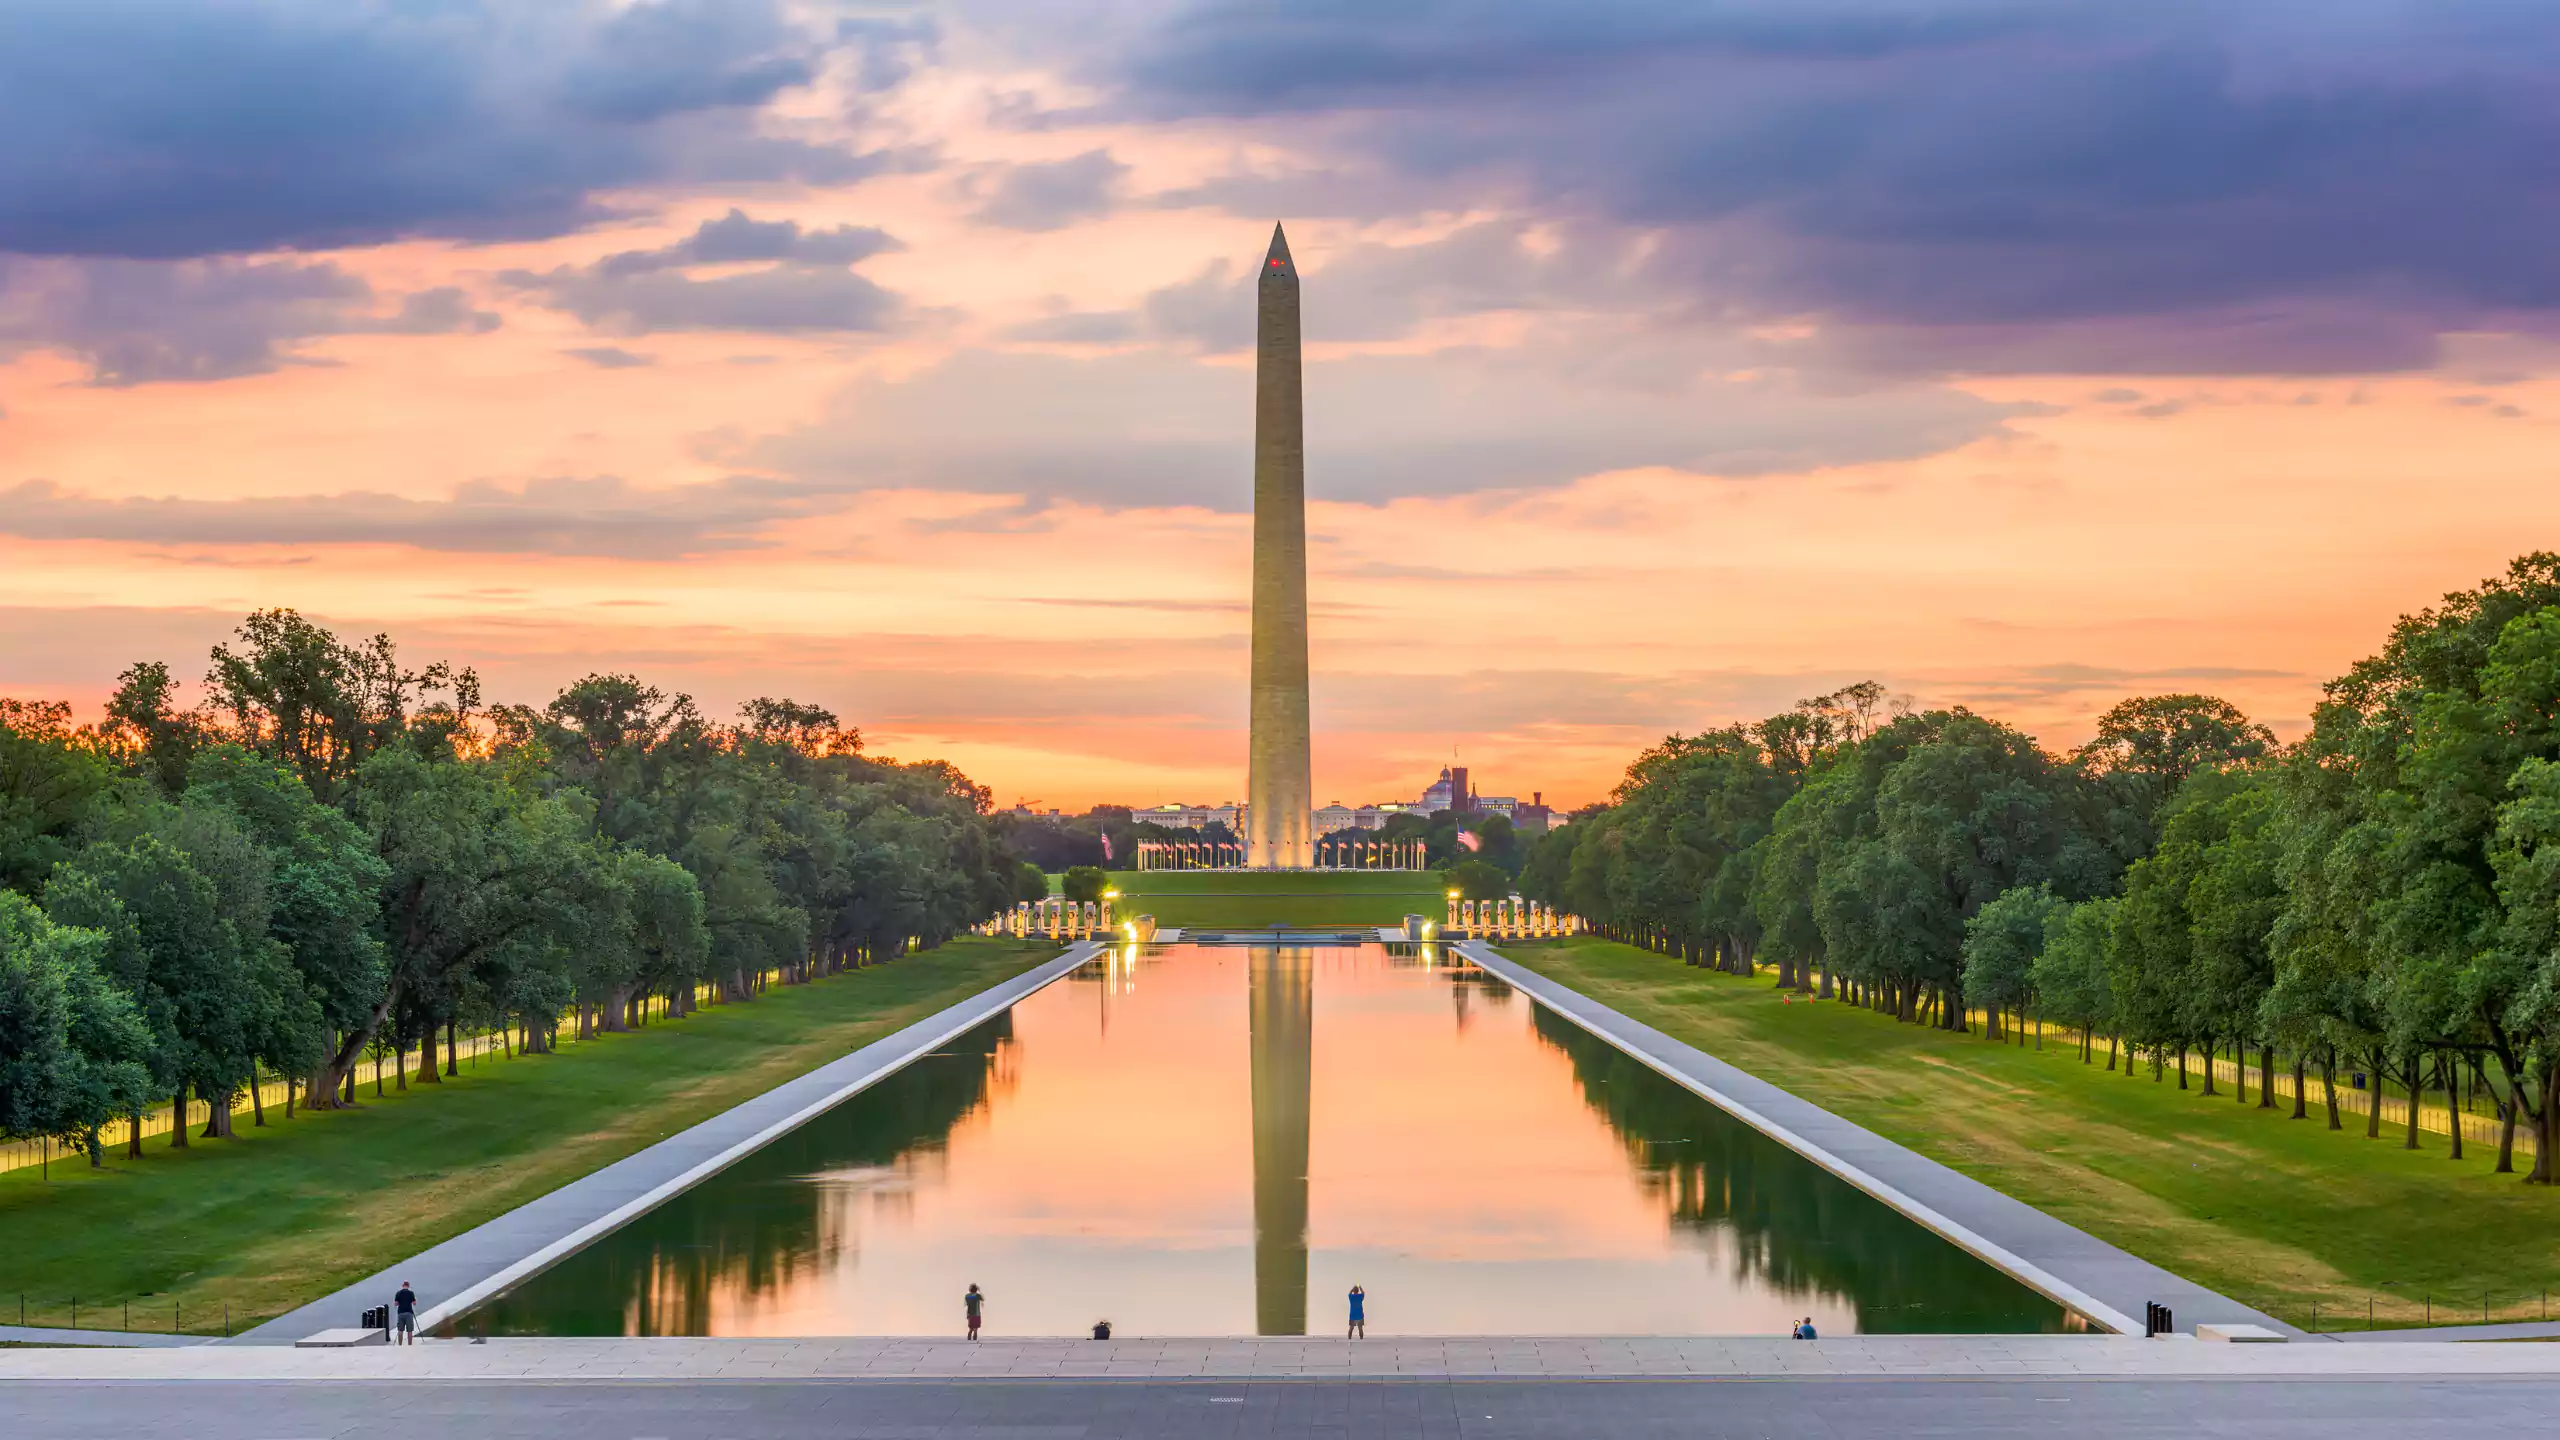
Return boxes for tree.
[2487,757,2560,1176]
[182,747,387,1075]
[1963,885,2066,1041]
[43,827,261,1144]
[1592,728,1787,972]
[2075,694,2276,851]
[1061,866,1109,904]
[324,747,598,1105]
[0,893,154,1159]
[2279,557,2560,1177]
[207,610,468,802]
[1445,859,1510,901]
[2112,769,2280,1094]
[1777,710,2114,1027]
[98,662,209,796]
[2033,898,2118,1062]
[0,700,113,896]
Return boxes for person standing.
[965,1284,984,1340]
[1347,1285,1365,1339]
[393,1281,417,1345]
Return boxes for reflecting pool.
[472,944,2078,1337]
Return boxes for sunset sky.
[5,1,2558,811]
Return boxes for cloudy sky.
[5,0,2558,810]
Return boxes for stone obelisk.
[1246,223,1313,870]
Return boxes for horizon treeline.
[1520,553,2560,1184]
[0,609,1036,1162]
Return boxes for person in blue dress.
[1347,1285,1366,1339]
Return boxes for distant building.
[1420,766,1473,814]
[1314,802,1416,834]
[1131,802,1241,832]
[1512,792,1555,834]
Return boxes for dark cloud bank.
[0,0,898,258]
[1082,0,2560,374]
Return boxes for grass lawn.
[1106,869,1448,928]
[1503,937,2560,1332]
[0,937,1057,1336]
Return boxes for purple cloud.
[1091,0,2560,373]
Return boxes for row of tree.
[1519,554,2560,1183]
[0,610,1033,1160]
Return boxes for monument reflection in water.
[470,945,2076,1337]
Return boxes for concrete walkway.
[9,1334,2560,1382]
[1461,941,2300,1341]
[238,943,1100,1346]
[0,1323,210,1348]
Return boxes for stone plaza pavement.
[6,1335,2560,1384]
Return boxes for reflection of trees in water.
[1527,1005,2078,1334]
[477,1012,1015,1336]
[1447,967,1512,1032]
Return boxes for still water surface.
[475,944,2075,1337]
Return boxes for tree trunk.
[419,1024,441,1083]
[2404,1055,2423,1150]
[127,1107,143,1159]
[2479,1055,2516,1174]
[2290,1057,2307,1119]
[2178,1048,2189,1090]
[2261,1045,2278,1110]
[2198,1041,2214,1096]
[2443,1054,2464,1160]
[446,1020,459,1076]
[394,1037,407,1091]
[169,1088,189,1148]
[2323,1052,2341,1130]
[2531,1064,2559,1185]
[249,1069,266,1127]
[311,985,400,1110]
[2365,1051,2384,1138]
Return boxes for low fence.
[1,1025,519,1178]
[6,1292,248,1338]
[1971,1012,2537,1161]
[2285,1286,2560,1333]
[0,938,1011,1178]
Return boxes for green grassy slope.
[0,937,1056,1335]
[1503,937,2560,1331]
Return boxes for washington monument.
[1246,223,1313,869]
